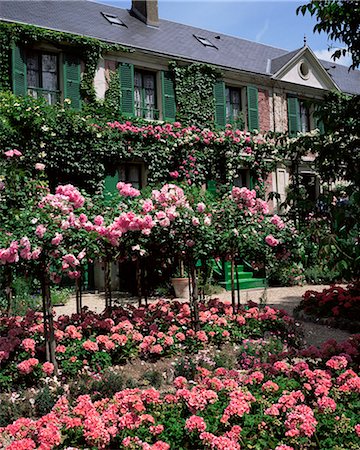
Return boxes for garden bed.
[0,299,360,449]
[294,282,360,333]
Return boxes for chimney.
[131,0,159,27]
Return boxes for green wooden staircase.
[220,262,267,291]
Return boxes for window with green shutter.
[27,50,60,105]
[63,54,81,110]
[247,86,259,131]
[214,80,226,127]
[225,86,244,128]
[134,70,158,119]
[11,44,27,97]
[119,63,135,116]
[161,71,176,122]
[287,96,300,136]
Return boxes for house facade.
[1,0,360,210]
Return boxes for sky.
[93,0,352,66]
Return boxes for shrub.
[34,385,56,417]
[142,370,163,389]
[296,282,360,324]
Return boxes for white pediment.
[272,47,339,91]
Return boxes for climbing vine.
[103,69,122,118]
[169,62,220,127]
[0,92,281,194]
[0,22,126,103]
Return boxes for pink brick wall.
[104,60,117,89]
[258,89,271,132]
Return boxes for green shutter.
[63,54,81,110]
[247,86,259,131]
[214,80,226,127]
[317,118,325,134]
[207,180,217,197]
[287,96,300,137]
[119,63,134,116]
[314,105,325,134]
[249,175,254,190]
[161,71,176,122]
[11,44,27,96]
[104,173,118,200]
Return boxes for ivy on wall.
[0,92,280,195]
[103,69,122,118]
[0,23,280,195]
[169,62,220,127]
[0,22,126,103]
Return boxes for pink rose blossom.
[265,234,279,247]
[35,163,45,171]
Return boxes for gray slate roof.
[271,48,302,75]
[1,0,359,94]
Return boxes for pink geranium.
[185,415,207,432]
[42,362,55,376]
[17,358,39,374]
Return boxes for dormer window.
[194,35,217,49]
[102,12,127,27]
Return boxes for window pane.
[119,164,141,189]
[42,54,57,72]
[26,51,40,88]
[128,165,141,188]
[143,73,154,90]
[42,54,58,91]
[134,72,143,117]
[134,71,142,88]
[300,102,310,132]
[143,73,155,119]
[225,87,231,121]
[231,89,240,119]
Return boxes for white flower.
[41,125,49,132]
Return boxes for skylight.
[102,12,127,27]
[193,35,217,49]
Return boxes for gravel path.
[55,284,351,348]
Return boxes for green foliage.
[51,287,72,306]
[174,357,197,380]
[90,370,125,400]
[89,350,112,372]
[103,69,122,118]
[315,92,360,187]
[304,265,340,285]
[297,1,360,69]
[169,61,220,127]
[0,276,40,315]
[213,351,236,369]
[141,370,163,389]
[34,385,56,417]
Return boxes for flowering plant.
[1,349,359,449]
[0,299,300,390]
[296,282,360,331]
